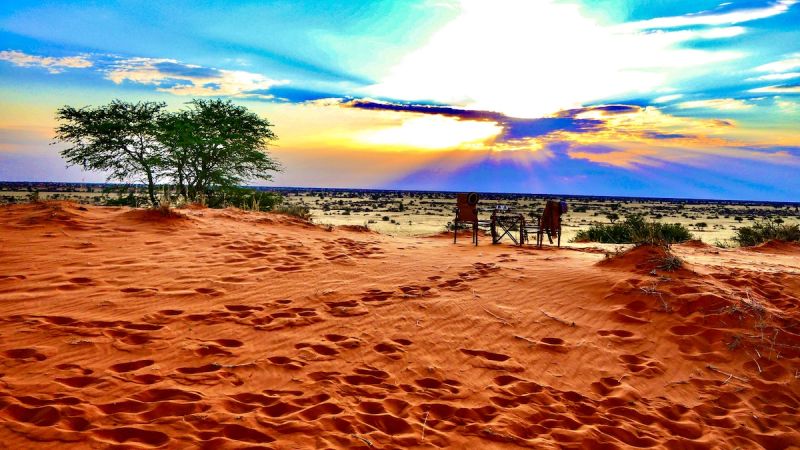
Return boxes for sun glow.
[355,115,501,150]
[368,0,743,118]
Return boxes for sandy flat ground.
[0,202,799,449]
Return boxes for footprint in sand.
[109,359,154,373]
[3,348,47,362]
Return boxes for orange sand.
[1,201,799,449]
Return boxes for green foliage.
[574,214,692,245]
[55,101,166,205]
[273,203,312,221]
[206,187,282,212]
[573,205,589,213]
[732,219,800,247]
[54,99,280,208]
[158,99,280,200]
[104,192,140,207]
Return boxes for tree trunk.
[177,168,187,201]
[145,168,158,206]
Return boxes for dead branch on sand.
[421,410,429,441]
[514,335,537,344]
[707,364,749,384]
[540,309,575,327]
[352,434,373,447]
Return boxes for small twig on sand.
[514,335,537,345]
[352,434,373,447]
[421,410,429,441]
[747,352,762,373]
[540,309,575,327]
[481,305,511,323]
[707,365,749,384]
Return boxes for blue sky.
[1,0,799,200]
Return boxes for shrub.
[574,214,692,245]
[732,219,800,246]
[657,254,683,271]
[206,187,282,212]
[273,203,312,221]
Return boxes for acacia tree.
[55,98,280,207]
[159,99,280,201]
[55,100,166,205]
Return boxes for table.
[490,211,526,245]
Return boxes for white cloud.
[749,85,800,93]
[105,57,287,96]
[678,98,753,110]
[751,72,800,81]
[653,94,684,103]
[695,26,747,39]
[368,0,744,118]
[625,0,796,29]
[755,54,800,73]
[0,50,92,73]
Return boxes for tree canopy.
[55,100,166,205]
[54,99,280,206]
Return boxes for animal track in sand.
[361,289,394,303]
[224,304,263,312]
[539,337,568,352]
[460,348,511,361]
[325,299,369,317]
[2,404,61,427]
[123,323,162,331]
[56,363,93,375]
[399,284,435,297]
[295,342,340,357]
[120,287,158,294]
[267,356,306,370]
[0,274,27,281]
[194,287,222,295]
[414,378,461,395]
[67,277,94,285]
[132,387,202,403]
[374,342,404,359]
[93,427,170,447]
[3,348,47,361]
[109,359,154,373]
[597,329,636,339]
[138,400,210,421]
[176,363,221,374]
[618,354,665,378]
[55,375,102,388]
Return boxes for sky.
[1,0,799,201]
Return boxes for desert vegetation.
[53,99,280,208]
[732,218,800,246]
[573,214,692,245]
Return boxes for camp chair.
[538,200,566,247]
[520,214,541,246]
[490,208,526,246]
[454,192,480,245]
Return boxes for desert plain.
[0,200,799,449]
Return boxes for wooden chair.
[454,193,480,245]
[539,200,566,247]
[520,214,541,246]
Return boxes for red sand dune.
[0,201,799,449]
